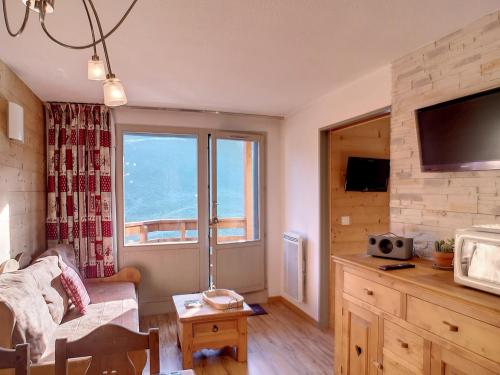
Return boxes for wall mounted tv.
[416,87,500,172]
[344,157,390,192]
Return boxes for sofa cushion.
[29,255,69,324]
[38,244,82,279]
[38,281,139,364]
[60,267,90,314]
[0,268,57,362]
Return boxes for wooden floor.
[140,300,334,374]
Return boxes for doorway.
[116,125,266,312]
[318,109,391,328]
[209,132,265,293]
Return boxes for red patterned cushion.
[60,266,90,314]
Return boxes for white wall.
[281,65,392,320]
[113,107,283,297]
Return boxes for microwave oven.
[455,225,500,296]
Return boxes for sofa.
[0,245,144,375]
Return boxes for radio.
[367,233,413,260]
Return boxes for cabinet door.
[341,299,380,375]
[383,352,420,375]
[430,345,496,375]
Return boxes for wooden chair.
[0,344,30,375]
[55,325,159,375]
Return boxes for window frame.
[116,124,210,255]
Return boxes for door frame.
[116,124,267,303]
[318,106,391,329]
[209,130,267,293]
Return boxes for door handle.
[210,217,220,226]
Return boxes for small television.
[344,157,390,192]
[416,87,500,172]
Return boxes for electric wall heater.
[283,232,305,303]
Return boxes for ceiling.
[1,0,500,116]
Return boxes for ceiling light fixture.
[103,75,127,107]
[2,0,138,107]
[88,55,106,81]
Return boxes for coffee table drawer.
[193,320,238,337]
[407,295,500,363]
[343,272,402,316]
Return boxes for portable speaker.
[367,234,413,260]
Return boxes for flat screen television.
[344,157,390,192]
[416,87,500,172]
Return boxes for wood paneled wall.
[0,60,45,263]
[328,115,390,325]
[391,10,500,257]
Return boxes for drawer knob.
[212,324,219,333]
[364,288,374,296]
[373,361,383,370]
[442,321,459,332]
[397,339,409,349]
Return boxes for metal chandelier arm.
[39,0,138,50]
[81,0,97,56]
[86,0,112,75]
[2,0,31,37]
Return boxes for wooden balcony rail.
[124,217,247,244]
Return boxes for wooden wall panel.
[391,10,500,258]
[328,116,390,326]
[0,59,45,263]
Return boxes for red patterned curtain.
[46,103,115,278]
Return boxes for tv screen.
[344,157,390,192]
[416,87,500,172]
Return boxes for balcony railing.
[124,217,247,244]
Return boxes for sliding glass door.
[116,125,265,309]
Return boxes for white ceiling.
[1,0,500,116]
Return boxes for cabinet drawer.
[383,352,420,375]
[193,320,237,337]
[407,295,500,363]
[343,272,402,316]
[384,320,424,371]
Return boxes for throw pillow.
[60,266,90,314]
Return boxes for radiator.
[283,232,305,303]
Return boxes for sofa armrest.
[85,267,141,288]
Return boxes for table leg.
[236,317,248,362]
[182,349,193,370]
[181,322,194,370]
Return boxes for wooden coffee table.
[172,293,253,369]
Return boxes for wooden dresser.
[333,254,500,375]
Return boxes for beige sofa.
[0,245,144,375]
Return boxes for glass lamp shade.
[22,0,55,13]
[87,59,106,81]
[103,77,127,107]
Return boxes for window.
[123,133,198,245]
[215,138,260,244]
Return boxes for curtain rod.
[121,104,284,120]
